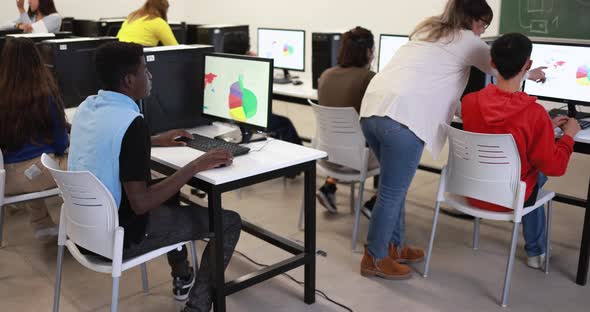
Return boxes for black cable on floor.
[234,250,354,312]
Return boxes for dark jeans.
[269,114,303,146]
[123,204,242,312]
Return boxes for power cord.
[234,250,354,312]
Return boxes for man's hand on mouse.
[151,129,193,147]
[190,149,233,172]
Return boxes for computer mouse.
[174,136,192,143]
[292,80,303,86]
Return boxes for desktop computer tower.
[196,24,249,52]
[39,37,119,108]
[142,45,214,134]
[312,32,342,90]
[72,20,101,37]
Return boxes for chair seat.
[444,189,555,222]
[4,188,60,205]
[65,240,190,274]
[317,164,380,182]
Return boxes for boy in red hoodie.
[462,33,581,270]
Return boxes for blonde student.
[117,0,179,47]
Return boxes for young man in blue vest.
[68,41,241,312]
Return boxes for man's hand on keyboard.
[191,149,234,172]
[151,129,193,147]
[552,116,569,128]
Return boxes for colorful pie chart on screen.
[577,65,590,86]
[228,74,258,122]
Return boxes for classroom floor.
[1,152,589,312]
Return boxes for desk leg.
[576,178,590,286]
[304,164,316,304]
[209,190,226,311]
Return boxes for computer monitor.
[377,34,408,72]
[524,42,590,117]
[39,37,118,108]
[201,53,273,141]
[143,45,214,134]
[257,28,305,84]
[197,24,249,52]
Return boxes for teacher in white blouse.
[3,0,62,33]
[358,0,547,280]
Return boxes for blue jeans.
[522,173,548,257]
[361,116,424,260]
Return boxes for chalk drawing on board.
[519,0,556,34]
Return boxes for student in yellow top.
[117,0,178,47]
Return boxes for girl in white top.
[3,0,63,33]
[358,0,546,280]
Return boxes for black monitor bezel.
[201,52,274,133]
[257,27,306,72]
[378,34,408,72]
[524,40,590,107]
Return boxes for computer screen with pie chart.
[524,42,590,106]
[202,53,273,131]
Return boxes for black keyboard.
[580,120,590,130]
[185,134,250,157]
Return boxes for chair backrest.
[444,124,522,210]
[0,149,5,206]
[41,154,119,259]
[309,102,369,171]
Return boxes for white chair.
[41,154,200,312]
[0,149,60,246]
[301,100,380,251]
[423,125,554,308]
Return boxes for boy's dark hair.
[491,33,533,80]
[222,31,250,55]
[95,42,144,91]
[338,26,374,68]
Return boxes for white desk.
[150,124,326,312]
[272,75,318,103]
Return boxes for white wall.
[0,0,188,24]
[184,0,502,75]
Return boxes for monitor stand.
[273,69,293,85]
[215,127,267,144]
[568,103,590,119]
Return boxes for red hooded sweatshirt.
[462,84,575,212]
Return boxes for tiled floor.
[1,152,589,311]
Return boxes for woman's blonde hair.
[128,0,170,23]
[410,0,493,42]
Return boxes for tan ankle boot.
[361,245,412,280]
[389,244,425,263]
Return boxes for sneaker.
[34,226,59,240]
[361,195,377,219]
[316,183,337,213]
[527,253,547,271]
[173,270,195,301]
[389,244,425,263]
[360,245,412,280]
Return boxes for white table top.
[151,123,327,185]
[272,75,318,101]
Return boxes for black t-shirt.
[119,116,152,247]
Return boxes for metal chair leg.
[473,217,480,251]
[111,276,120,312]
[351,181,365,252]
[298,196,305,230]
[501,222,520,308]
[0,205,5,248]
[53,245,65,312]
[350,183,356,214]
[424,201,441,278]
[190,241,199,277]
[140,263,149,295]
[545,202,552,275]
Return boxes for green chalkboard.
[500,0,590,40]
